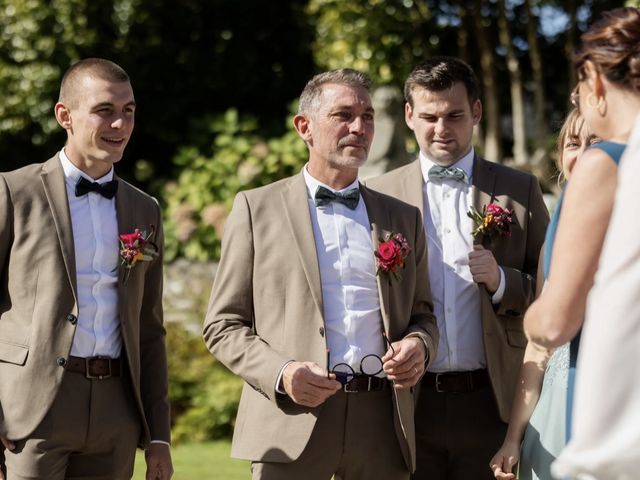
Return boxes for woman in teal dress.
[490,108,607,480]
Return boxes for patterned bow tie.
[428,165,468,184]
[75,176,119,199]
[314,186,360,210]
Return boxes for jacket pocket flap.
[0,340,29,365]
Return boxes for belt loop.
[435,373,445,393]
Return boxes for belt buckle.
[85,356,111,380]
[343,380,358,393]
[435,373,446,393]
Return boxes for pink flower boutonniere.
[119,226,158,284]
[375,232,412,279]
[467,203,514,239]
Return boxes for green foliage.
[133,441,249,479]
[166,322,244,443]
[308,0,437,85]
[163,107,308,261]
[0,0,93,141]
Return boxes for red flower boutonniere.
[119,226,158,284]
[467,203,514,239]
[375,232,412,279]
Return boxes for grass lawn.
[132,441,250,480]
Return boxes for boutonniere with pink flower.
[375,232,412,279]
[467,203,514,239]
[119,226,158,284]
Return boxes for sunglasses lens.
[332,364,355,385]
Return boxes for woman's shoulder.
[589,141,627,166]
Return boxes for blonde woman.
[490,109,599,480]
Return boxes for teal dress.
[517,141,625,480]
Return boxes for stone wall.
[163,259,217,333]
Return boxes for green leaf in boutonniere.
[467,202,514,240]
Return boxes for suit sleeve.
[139,200,171,444]
[495,176,549,317]
[203,192,290,403]
[0,175,11,434]
[402,207,439,368]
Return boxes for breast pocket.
[0,339,29,366]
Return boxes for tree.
[498,0,527,165]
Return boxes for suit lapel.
[471,156,497,246]
[115,177,134,319]
[404,160,425,216]
[281,174,324,316]
[361,185,391,334]
[40,155,78,299]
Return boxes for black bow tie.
[75,176,119,199]
[314,185,360,210]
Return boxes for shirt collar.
[302,164,360,199]
[59,148,115,186]
[419,147,475,185]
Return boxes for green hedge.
[163,108,308,262]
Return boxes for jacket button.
[57,357,67,367]
[66,314,77,325]
[319,327,325,337]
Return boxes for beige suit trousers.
[4,372,140,480]
[251,389,408,480]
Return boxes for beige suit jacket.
[366,157,549,421]
[0,155,170,445]
[203,172,439,471]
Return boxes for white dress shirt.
[59,149,122,358]
[303,166,386,374]
[420,148,504,373]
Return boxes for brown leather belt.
[342,375,389,393]
[66,356,121,379]
[423,369,490,393]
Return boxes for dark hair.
[298,68,372,115]
[404,56,480,107]
[574,7,640,92]
[59,58,130,104]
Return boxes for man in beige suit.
[0,58,172,479]
[367,57,548,479]
[203,69,438,479]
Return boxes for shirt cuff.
[491,267,506,304]
[275,360,295,395]
[149,440,171,448]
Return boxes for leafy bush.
[166,321,243,443]
[163,108,308,261]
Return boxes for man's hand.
[282,361,341,407]
[145,442,173,480]
[0,436,15,480]
[469,245,500,293]
[382,337,426,388]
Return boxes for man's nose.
[434,118,447,134]
[349,116,366,135]
[111,115,126,129]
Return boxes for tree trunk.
[525,0,548,167]
[566,0,579,91]
[473,0,502,163]
[498,0,527,166]
[457,2,484,154]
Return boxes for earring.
[586,92,604,109]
